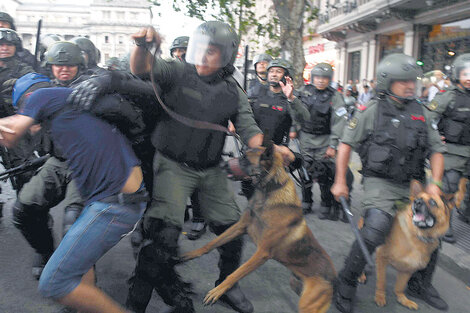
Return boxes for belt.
[101,188,149,205]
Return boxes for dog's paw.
[180,248,205,262]
[204,284,229,305]
[358,272,367,284]
[397,294,418,310]
[375,290,386,307]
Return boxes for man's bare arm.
[0,115,35,148]
[130,27,162,76]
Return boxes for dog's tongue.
[413,213,426,222]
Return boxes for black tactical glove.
[67,73,112,111]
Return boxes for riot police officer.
[0,27,35,221]
[126,21,272,313]
[425,53,470,244]
[247,53,272,99]
[241,58,307,198]
[297,62,352,220]
[331,53,447,312]
[0,12,36,67]
[70,36,106,75]
[169,35,189,60]
[44,41,88,86]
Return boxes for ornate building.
[315,0,470,83]
[2,0,152,64]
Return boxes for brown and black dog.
[181,141,336,313]
[360,180,454,310]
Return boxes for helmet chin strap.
[0,55,14,62]
[387,90,415,104]
[269,81,280,87]
[256,71,267,82]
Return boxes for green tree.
[149,0,318,86]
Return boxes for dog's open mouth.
[412,199,436,228]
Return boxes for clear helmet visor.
[185,33,229,69]
[457,61,470,80]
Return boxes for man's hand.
[279,76,295,101]
[67,75,111,111]
[274,144,295,166]
[131,27,162,50]
[324,146,336,159]
[426,183,442,197]
[331,182,349,202]
[0,124,15,140]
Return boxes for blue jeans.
[38,200,145,299]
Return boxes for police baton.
[292,138,313,187]
[339,196,375,271]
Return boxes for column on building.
[337,42,347,85]
[367,36,376,80]
[403,24,414,56]
[360,39,369,82]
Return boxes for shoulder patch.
[426,100,438,111]
[348,117,358,129]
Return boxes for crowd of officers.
[1,9,470,313]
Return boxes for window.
[105,35,109,43]
[103,11,111,19]
[117,12,125,19]
[118,36,123,44]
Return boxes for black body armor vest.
[152,64,239,169]
[247,79,268,100]
[359,99,427,183]
[438,91,470,145]
[300,85,334,135]
[251,88,292,145]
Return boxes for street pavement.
[1,148,470,313]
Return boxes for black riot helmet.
[253,53,273,71]
[376,53,422,101]
[170,36,189,57]
[39,34,63,62]
[44,41,86,68]
[186,21,240,70]
[310,63,333,83]
[267,58,294,78]
[0,28,22,52]
[0,12,15,30]
[70,37,101,67]
[451,54,470,87]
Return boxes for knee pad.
[442,170,462,194]
[361,208,394,248]
[62,205,82,236]
[12,201,48,230]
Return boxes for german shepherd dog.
[359,180,453,310]
[181,140,336,313]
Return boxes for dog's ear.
[410,179,424,199]
[263,139,274,159]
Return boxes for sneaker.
[406,284,448,311]
[218,282,254,313]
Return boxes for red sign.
[308,44,325,55]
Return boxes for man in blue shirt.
[0,80,147,313]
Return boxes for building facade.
[315,0,470,84]
[3,0,152,64]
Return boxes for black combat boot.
[126,218,195,313]
[12,202,55,279]
[212,224,254,313]
[335,208,393,313]
[335,241,371,313]
[407,249,448,311]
